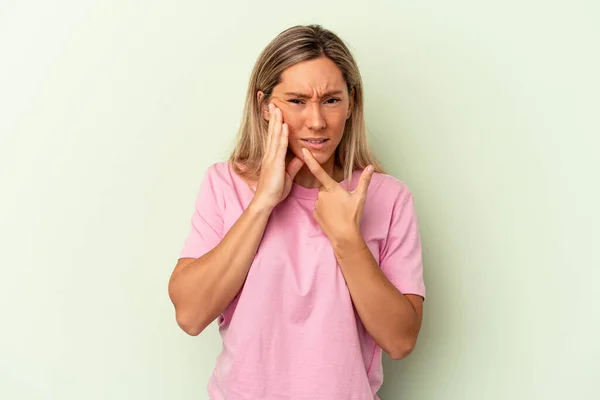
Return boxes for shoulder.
[199,161,237,188]
[191,162,237,206]
[203,161,231,179]
[359,171,419,233]
[367,171,414,204]
[204,161,257,188]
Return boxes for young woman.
[168,24,426,400]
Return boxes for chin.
[290,146,334,165]
[313,152,332,165]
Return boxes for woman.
[168,24,426,400]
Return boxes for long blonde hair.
[229,24,384,182]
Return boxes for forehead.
[275,57,346,94]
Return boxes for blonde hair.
[229,24,384,182]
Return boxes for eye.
[325,97,341,104]
[288,99,304,105]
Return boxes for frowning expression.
[261,57,353,166]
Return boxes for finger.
[265,103,275,152]
[268,107,283,158]
[301,148,338,191]
[276,123,289,162]
[354,165,374,198]
[286,156,304,179]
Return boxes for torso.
[201,161,417,400]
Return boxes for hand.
[301,148,375,246]
[252,103,304,212]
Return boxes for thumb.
[354,165,374,199]
[286,156,305,179]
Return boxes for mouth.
[301,138,329,150]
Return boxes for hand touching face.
[251,103,305,211]
[259,57,353,167]
[302,148,374,243]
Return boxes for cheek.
[281,107,297,120]
[325,109,348,139]
[281,111,303,136]
[282,107,348,144]
[285,108,347,129]
[327,107,348,122]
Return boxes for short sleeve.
[379,190,426,300]
[178,165,224,259]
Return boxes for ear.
[257,90,270,121]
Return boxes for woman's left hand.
[302,148,375,250]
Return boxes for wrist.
[247,198,275,217]
[330,231,366,259]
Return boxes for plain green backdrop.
[1,1,598,399]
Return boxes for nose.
[305,103,326,131]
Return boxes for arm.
[168,103,304,336]
[301,149,425,360]
[168,202,271,336]
[332,236,423,360]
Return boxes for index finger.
[301,148,337,191]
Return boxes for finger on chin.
[301,148,313,161]
[301,148,318,169]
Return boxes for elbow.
[175,309,206,336]
[169,286,206,336]
[387,338,417,360]
[177,319,203,336]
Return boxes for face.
[259,57,353,166]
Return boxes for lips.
[301,138,329,150]
[302,138,328,144]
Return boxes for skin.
[257,57,352,189]
[168,56,423,360]
[302,149,424,359]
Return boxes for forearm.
[169,201,272,335]
[332,235,421,359]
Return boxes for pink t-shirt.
[179,161,426,400]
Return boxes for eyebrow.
[283,90,343,99]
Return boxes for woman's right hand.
[251,103,304,212]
